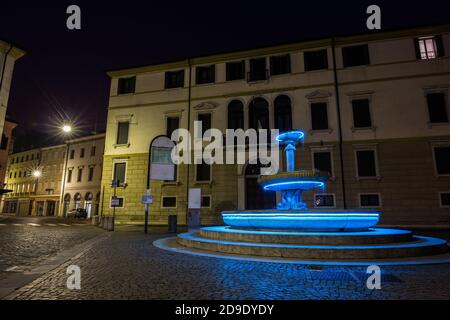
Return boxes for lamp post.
[59,124,72,218]
[32,170,42,216]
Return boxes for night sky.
[1,0,450,151]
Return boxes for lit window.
[418,37,437,60]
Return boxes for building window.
[113,162,127,186]
[67,169,73,183]
[270,54,291,76]
[314,194,335,208]
[116,121,129,145]
[274,95,292,132]
[342,44,370,67]
[197,113,212,135]
[18,171,22,178]
[88,167,94,181]
[310,102,329,131]
[360,194,381,208]
[117,76,136,95]
[196,65,215,85]
[433,146,450,175]
[165,70,184,89]
[356,149,378,178]
[427,92,448,123]
[70,150,75,159]
[196,161,211,182]
[440,192,450,207]
[31,154,34,160]
[312,151,333,176]
[161,196,177,208]
[249,98,269,130]
[80,148,85,158]
[77,168,83,182]
[227,100,244,130]
[226,61,245,81]
[90,146,96,156]
[415,36,444,60]
[304,49,328,71]
[248,58,267,82]
[201,195,211,208]
[166,116,180,138]
[352,99,372,128]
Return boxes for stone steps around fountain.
[199,226,413,245]
[177,232,449,260]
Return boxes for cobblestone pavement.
[6,230,450,300]
[0,216,102,281]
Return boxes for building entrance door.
[46,201,56,216]
[85,201,92,218]
[245,163,276,210]
[36,201,44,216]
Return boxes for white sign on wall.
[188,188,201,209]
[149,137,176,181]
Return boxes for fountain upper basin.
[222,210,380,231]
[258,171,328,192]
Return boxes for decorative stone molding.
[194,101,219,111]
[305,90,332,100]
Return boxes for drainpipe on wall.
[185,59,192,229]
[331,38,347,209]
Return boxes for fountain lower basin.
[222,210,380,231]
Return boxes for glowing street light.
[62,124,72,133]
[32,170,42,178]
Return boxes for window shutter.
[413,38,421,60]
[435,35,445,57]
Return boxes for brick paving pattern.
[6,231,450,300]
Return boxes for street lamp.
[32,170,42,178]
[60,123,74,218]
[62,124,72,133]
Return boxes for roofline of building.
[66,132,106,144]
[9,132,105,155]
[106,22,450,78]
[41,144,66,151]
[0,39,27,60]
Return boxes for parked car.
[67,208,88,219]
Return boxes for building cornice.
[0,40,26,60]
[106,24,450,78]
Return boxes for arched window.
[74,193,82,209]
[227,100,244,130]
[274,95,292,132]
[64,193,71,202]
[85,192,93,201]
[249,98,269,130]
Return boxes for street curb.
[0,232,111,300]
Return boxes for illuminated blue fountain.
[171,130,449,263]
[222,130,380,231]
